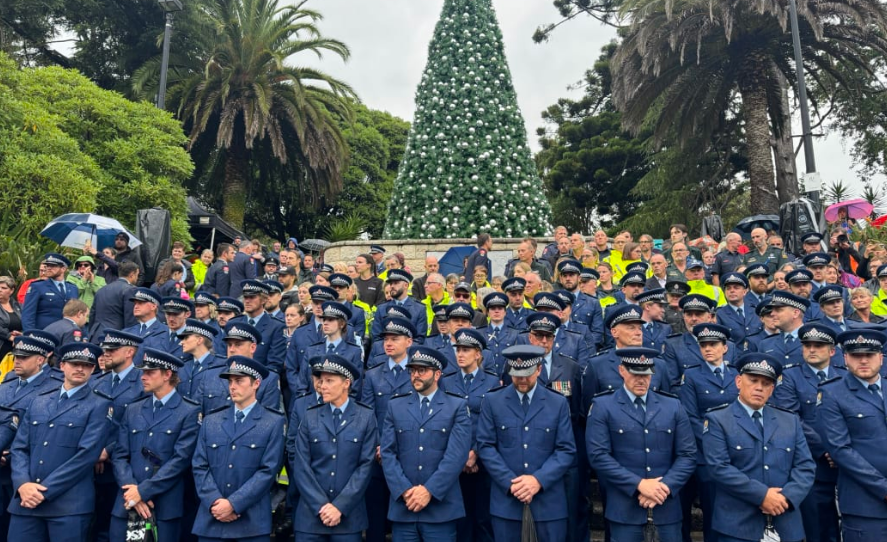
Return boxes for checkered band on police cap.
[179,320,218,340]
[743,264,769,277]
[385,305,411,319]
[736,353,783,380]
[329,273,352,288]
[742,359,777,378]
[309,286,338,302]
[194,292,217,306]
[693,324,730,343]
[454,329,486,350]
[101,330,143,348]
[620,271,647,286]
[625,262,649,274]
[534,294,563,311]
[12,337,52,357]
[321,302,350,320]
[383,318,414,338]
[802,253,831,267]
[636,289,666,304]
[608,305,644,327]
[680,296,714,313]
[785,269,813,284]
[557,260,582,274]
[580,267,600,281]
[408,346,447,371]
[138,348,183,371]
[769,291,810,311]
[241,280,270,295]
[838,331,885,353]
[43,253,70,267]
[24,330,59,348]
[446,304,474,320]
[432,304,448,319]
[217,298,243,313]
[876,264,887,278]
[502,277,526,292]
[130,288,160,305]
[721,272,749,288]
[814,286,843,304]
[617,351,656,369]
[314,357,357,381]
[503,346,545,370]
[59,344,99,363]
[528,313,561,333]
[798,324,836,345]
[386,269,413,283]
[226,360,261,379]
[224,324,259,343]
[162,298,193,313]
[483,292,508,308]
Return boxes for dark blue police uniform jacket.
[21,280,79,331]
[481,325,519,378]
[229,313,287,373]
[440,370,500,446]
[759,332,843,370]
[196,365,282,415]
[503,307,532,331]
[703,401,815,541]
[191,402,285,538]
[42,318,87,351]
[581,349,671,417]
[771,363,846,483]
[716,304,763,346]
[123,320,172,362]
[819,374,887,520]
[291,401,377,534]
[515,328,588,370]
[381,391,471,523]
[111,392,201,520]
[571,292,604,349]
[677,364,739,465]
[0,406,18,455]
[346,302,367,341]
[370,298,428,342]
[92,367,149,485]
[587,389,696,525]
[9,385,112,517]
[476,385,576,522]
[296,339,364,397]
[642,321,671,355]
[228,252,257,299]
[177,353,228,400]
[201,260,231,298]
[285,319,323,399]
[663,333,739,388]
[88,279,136,344]
[0,369,63,482]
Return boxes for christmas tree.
[383,0,552,239]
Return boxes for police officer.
[587,347,696,542]
[759,291,810,368]
[370,245,387,275]
[663,281,690,335]
[367,305,414,365]
[522,293,587,368]
[262,280,284,321]
[553,290,597,363]
[801,252,832,293]
[212,298,243,359]
[818,330,887,539]
[743,264,771,310]
[285,286,337,400]
[557,260,604,349]
[476,345,576,542]
[745,302,779,354]
[21,253,79,331]
[190,356,285,541]
[428,305,451,349]
[201,244,234,298]
[813,285,851,336]
[370,270,428,344]
[193,292,221,332]
[109,348,201,542]
[770,323,844,542]
[502,278,532,330]
[8,342,113,542]
[582,305,672,416]
[637,289,671,354]
[329,273,367,344]
[0,336,62,541]
[381,346,471,541]
[123,288,171,359]
[297,301,363,397]
[177,319,225,400]
[784,269,824,322]
[463,234,493,281]
[290,355,377,542]
[798,232,825,259]
[716,272,763,346]
[160,297,194,359]
[238,280,287,373]
[663,294,738,387]
[481,292,519,379]
[703,353,815,542]
[93,329,149,542]
[677,324,739,542]
[228,241,258,299]
[440,329,498,542]
[360,317,417,542]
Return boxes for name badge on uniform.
[703,419,709,434]
[551,380,572,397]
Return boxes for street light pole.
[788,0,816,173]
[156,0,183,110]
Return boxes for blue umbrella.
[438,246,476,278]
[40,213,142,250]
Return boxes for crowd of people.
[0,222,885,542]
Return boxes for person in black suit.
[88,261,139,345]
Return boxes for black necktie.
[139,324,146,337]
[869,383,881,398]
[112,374,121,390]
[785,334,796,346]
[420,397,430,419]
[249,318,256,326]
[634,397,645,411]
[57,282,66,297]
[327,343,335,353]
[521,394,530,414]
[333,407,342,424]
[816,370,827,382]
[15,379,26,395]
[235,410,245,424]
[714,367,723,382]
[464,373,474,389]
[737,307,744,318]
[153,400,163,413]
[752,410,763,436]
[58,392,68,405]
[316,394,323,405]
[393,365,403,382]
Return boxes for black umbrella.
[643,508,660,542]
[299,239,330,253]
[521,503,538,542]
[732,214,781,240]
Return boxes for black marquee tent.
[187,197,247,252]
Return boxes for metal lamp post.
[787,0,816,173]
[156,0,184,110]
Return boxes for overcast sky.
[299,0,871,196]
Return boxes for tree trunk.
[770,65,800,204]
[222,145,248,229]
[738,59,780,214]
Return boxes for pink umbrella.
[825,198,874,222]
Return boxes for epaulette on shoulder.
[354,400,373,410]
[129,395,151,404]
[264,406,284,416]
[208,404,230,415]
[95,371,112,379]
[444,391,466,399]
[483,369,499,378]
[0,404,17,413]
[593,348,611,357]
[39,387,58,396]
[182,396,200,406]
[667,333,682,339]
[1,376,18,385]
[653,389,679,399]
[820,376,842,387]
[296,391,314,399]
[93,389,113,400]
[366,363,385,372]
[307,402,325,411]
[487,384,508,394]
[705,403,730,413]
[593,389,616,398]
[563,328,581,336]
[391,392,413,400]
[769,404,796,415]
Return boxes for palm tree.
[611,0,887,213]
[137,0,357,228]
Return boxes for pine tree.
[383,0,552,239]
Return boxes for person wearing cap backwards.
[476,345,576,542]
[21,253,80,331]
[482,292,519,379]
[557,260,605,351]
[663,281,690,335]
[360,317,418,542]
[160,296,195,359]
[441,329,499,542]
[770,323,845,542]
[122,287,172,361]
[716,272,763,348]
[760,291,813,368]
[177,319,225,400]
[0,335,62,538]
[588,346,696,542]
[190,356,285,541]
[296,301,363,397]
[290,355,377,542]
[370,270,428,347]
[663,294,739,388]
[501,277,532,331]
[702,353,815,542]
[212,298,243,356]
[743,264,772,311]
[92,330,149,541]
[108,347,201,542]
[583,305,673,415]
[676,324,739,542]
[380,346,471,542]
[636,289,671,354]
[237,280,286,374]
[819,329,887,539]
[328,273,368,344]
[7,342,113,541]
